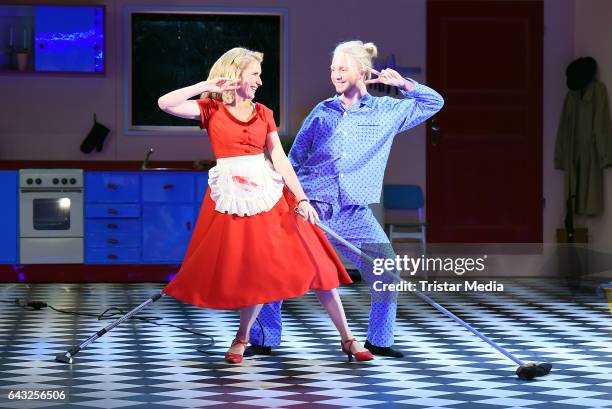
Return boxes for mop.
[55,212,552,379]
[307,211,552,380]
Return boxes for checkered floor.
[0,278,611,408]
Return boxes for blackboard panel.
[131,11,281,129]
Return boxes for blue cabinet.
[141,173,197,263]
[85,173,140,203]
[0,171,18,263]
[84,172,142,264]
[142,174,194,203]
[84,171,207,264]
[142,205,195,262]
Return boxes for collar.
[323,93,374,110]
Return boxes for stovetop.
[19,169,83,188]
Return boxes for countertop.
[0,160,215,171]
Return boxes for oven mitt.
[80,119,110,153]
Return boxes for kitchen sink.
[141,167,193,171]
[141,147,194,171]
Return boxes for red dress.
[163,98,352,309]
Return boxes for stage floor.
[0,279,611,408]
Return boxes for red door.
[426,0,543,243]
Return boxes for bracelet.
[297,198,309,206]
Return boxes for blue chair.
[383,184,426,253]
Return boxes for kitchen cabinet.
[0,171,18,263]
[84,171,207,264]
[142,205,195,262]
[85,173,140,203]
[141,173,196,263]
[84,172,142,264]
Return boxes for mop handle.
[295,207,401,281]
[294,207,525,366]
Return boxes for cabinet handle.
[107,183,119,189]
[107,208,119,214]
[107,238,119,244]
[163,183,175,189]
[186,221,191,231]
[107,223,118,229]
[107,253,118,259]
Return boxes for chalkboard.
[129,10,283,132]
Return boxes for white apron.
[208,153,284,217]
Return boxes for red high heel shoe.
[224,338,248,364]
[341,338,374,362]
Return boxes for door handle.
[431,117,440,146]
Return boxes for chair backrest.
[383,184,424,210]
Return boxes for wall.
[0,0,427,163]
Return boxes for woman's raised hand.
[205,78,241,93]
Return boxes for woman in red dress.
[157,47,373,364]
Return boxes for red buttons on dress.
[242,129,247,133]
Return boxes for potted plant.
[16,29,30,71]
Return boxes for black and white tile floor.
[0,278,611,408]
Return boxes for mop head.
[516,362,552,379]
[55,352,73,364]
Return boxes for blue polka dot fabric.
[251,78,444,348]
[288,78,444,206]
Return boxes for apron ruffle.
[208,154,284,216]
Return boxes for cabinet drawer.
[86,204,140,218]
[142,174,194,203]
[86,232,141,247]
[86,173,140,203]
[86,247,140,263]
[86,218,141,233]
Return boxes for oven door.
[20,189,83,238]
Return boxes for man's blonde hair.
[202,47,264,103]
[333,40,378,80]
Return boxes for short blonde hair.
[333,40,378,80]
[201,47,264,104]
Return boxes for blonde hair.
[333,40,378,80]
[201,47,264,104]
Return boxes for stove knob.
[35,178,42,185]
[53,178,59,184]
[61,178,68,184]
[26,178,33,184]
[70,178,76,184]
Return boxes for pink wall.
[0,0,586,245]
[0,0,428,162]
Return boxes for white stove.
[19,169,84,264]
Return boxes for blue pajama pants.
[250,200,399,347]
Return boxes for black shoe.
[243,344,272,357]
[364,340,404,357]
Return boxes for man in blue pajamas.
[248,40,444,357]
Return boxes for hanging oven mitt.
[80,114,110,153]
